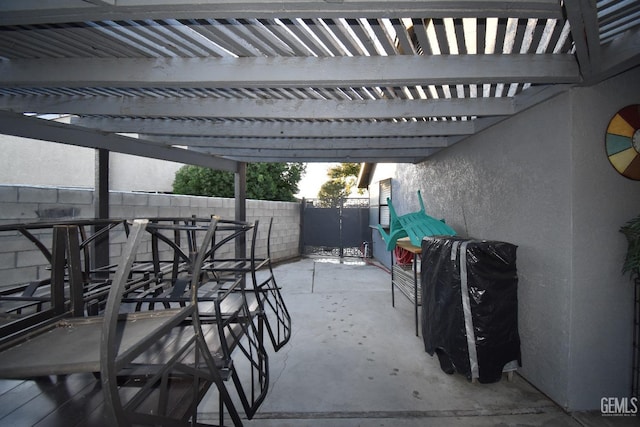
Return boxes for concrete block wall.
[0,185,301,288]
[246,199,301,262]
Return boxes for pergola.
[0,1,638,190]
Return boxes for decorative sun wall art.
[606,104,640,180]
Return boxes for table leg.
[413,252,418,337]
[391,250,395,307]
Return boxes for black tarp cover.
[420,236,521,383]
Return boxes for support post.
[299,198,305,256]
[93,148,110,276]
[235,162,247,259]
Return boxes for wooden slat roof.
[0,0,638,169]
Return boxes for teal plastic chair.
[377,190,456,250]
[376,213,408,251]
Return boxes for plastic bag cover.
[420,236,520,383]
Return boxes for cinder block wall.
[0,185,301,288]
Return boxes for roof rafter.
[0,55,581,89]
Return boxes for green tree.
[173,163,305,202]
[317,163,361,207]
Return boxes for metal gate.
[301,198,370,257]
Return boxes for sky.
[295,162,338,199]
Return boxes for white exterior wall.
[0,136,182,193]
[0,136,95,189]
[369,66,640,411]
[109,152,184,192]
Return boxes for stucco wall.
[566,69,639,410]
[369,66,640,411]
[398,94,574,409]
[0,185,301,288]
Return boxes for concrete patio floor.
[200,256,638,427]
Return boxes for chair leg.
[251,218,292,351]
[227,303,269,420]
[259,276,292,351]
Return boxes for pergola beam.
[197,147,433,157]
[72,116,476,137]
[228,155,429,162]
[4,96,515,119]
[0,1,563,26]
[189,147,436,163]
[591,26,640,83]
[0,55,581,89]
[563,0,601,80]
[144,134,449,149]
[0,111,237,171]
